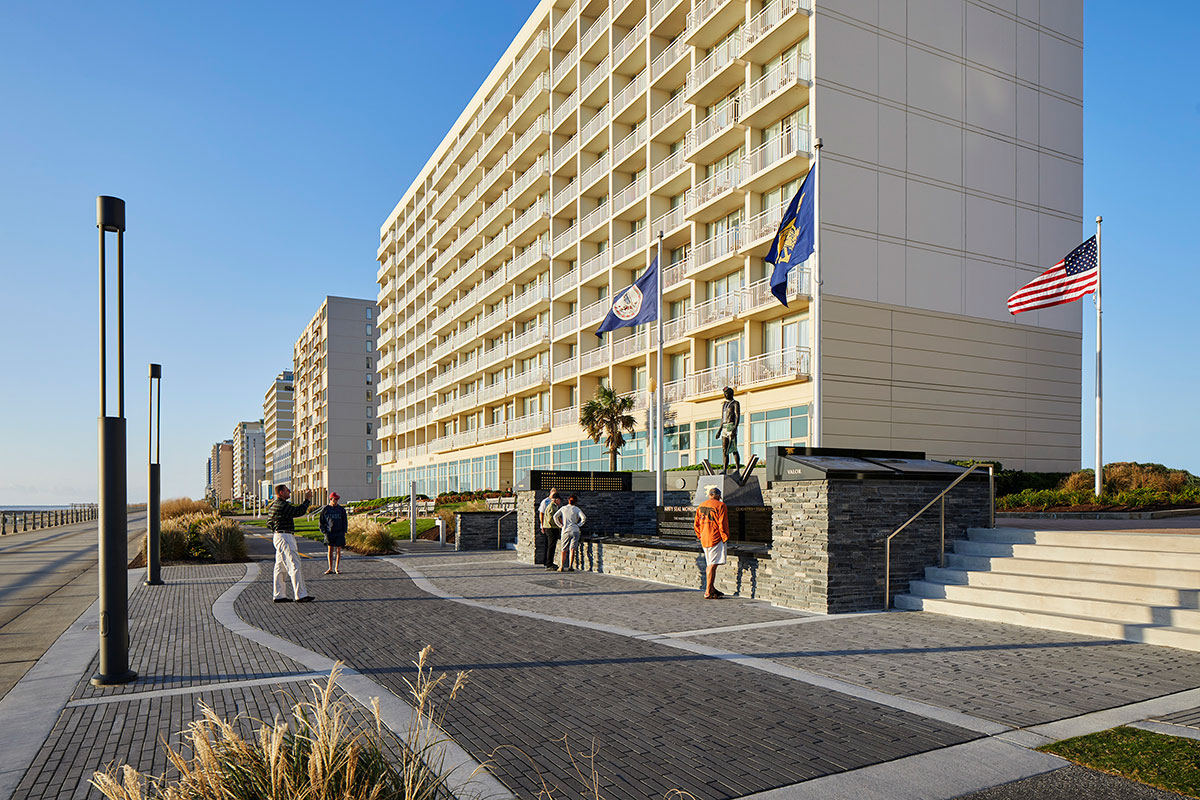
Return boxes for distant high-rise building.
[292,296,380,504]
[205,457,213,500]
[232,421,266,501]
[263,370,295,487]
[210,440,234,503]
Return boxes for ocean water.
[0,505,76,511]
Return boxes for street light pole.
[93,195,137,686]
[145,363,164,586]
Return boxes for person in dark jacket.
[320,492,348,575]
[267,484,314,603]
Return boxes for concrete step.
[907,581,1200,628]
[967,526,1200,554]
[892,594,1200,651]
[953,539,1200,571]
[943,552,1200,588]
[923,566,1200,607]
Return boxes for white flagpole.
[812,137,823,446]
[1094,216,1102,497]
[656,231,665,507]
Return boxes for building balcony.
[689,227,743,282]
[613,174,647,215]
[553,87,579,130]
[511,74,551,131]
[511,324,550,358]
[581,201,608,237]
[651,314,689,346]
[650,92,689,142]
[685,31,744,107]
[685,104,744,164]
[740,127,811,193]
[580,106,611,150]
[612,124,647,171]
[581,55,610,106]
[650,0,687,32]
[481,339,509,369]
[552,181,577,215]
[580,7,611,59]
[580,249,610,283]
[611,226,649,270]
[480,420,509,442]
[552,43,578,91]
[742,0,811,63]
[512,29,551,88]
[510,118,550,174]
[743,267,811,313]
[579,342,610,373]
[580,297,609,328]
[738,202,788,255]
[686,163,743,222]
[480,379,509,404]
[553,223,578,258]
[552,406,580,429]
[580,152,610,194]
[509,411,551,437]
[552,133,578,173]
[612,330,649,362]
[552,357,579,382]
[687,346,810,399]
[512,282,550,316]
[650,149,689,194]
[688,291,742,337]
[686,0,743,49]
[552,1,577,45]
[661,256,688,292]
[510,198,551,247]
[614,70,648,122]
[552,313,577,340]
[613,17,648,73]
[649,34,689,87]
[552,268,578,298]
[739,54,811,129]
[378,450,398,466]
[510,367,551,394]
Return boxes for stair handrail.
[884,463,995,610]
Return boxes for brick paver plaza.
[7,540,1200,800]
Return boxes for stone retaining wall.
[518,474,990,613]
[456,511,517,551]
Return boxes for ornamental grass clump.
[160,497,214,520]
[345,515,396,555]
[92,653,471,800]
[144,513,246,563]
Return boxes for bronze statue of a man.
[715,386,741,474]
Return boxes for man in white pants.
[267,484,314,603]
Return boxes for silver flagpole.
[656,232,665,507]
[1094,216,1102,497]
[812,138,823,446]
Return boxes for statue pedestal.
[694,474,764,507]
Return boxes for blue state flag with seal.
[765,164,815,307]
[595,255,659,336]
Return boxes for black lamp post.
[93,195,137,686]
[145,363,164,586]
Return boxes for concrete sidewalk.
[4,540,1200,799]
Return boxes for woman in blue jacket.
[319,492,349,575]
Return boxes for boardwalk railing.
[1,504,98,535]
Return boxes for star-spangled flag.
[595,255,659,335]
[1007,236,1098,314]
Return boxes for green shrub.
[197,517,247,562]
[149,513,245,562]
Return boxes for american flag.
[1007,236,1098,314]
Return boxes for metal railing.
[884,464,996,610]
[2,505,98,534]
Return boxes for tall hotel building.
[376,0,1083,496]
[263,370,295,488]
[292,297,381,504]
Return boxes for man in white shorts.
[693,486,729,599]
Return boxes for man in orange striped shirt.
[694,486,729,599]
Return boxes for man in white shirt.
[553,494,587,572]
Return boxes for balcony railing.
[480,420,509,441]
[510,411,551,436]
[581,152,610,190]
[688,163,740,212]
[480,379,508,403]
[581,200,608,233]
[687,0,729,35]
[553,358,579,382]
[661,256,687,289]
[581,105,610,144]
[613,18,648,66]
[581,55,610,98]
[613,124,647,164]
[651,148,687,186]
[514,73,550,119]
[554,224,577,255]
[650,0,685,27]
[511,198,550,240]
[508,243,550,280]
[480,300,508,333]
[510,367,550,393]
[552,42,579,86]
[581,297,609,326]
[740,201,788,245]
[581,7,611,53]
[512,282,550,314]
[743,0,811,51]
[693,226,741,270]
[742,125,810,181]
[743,53,811,113]
[652,204,686,237]
[513,29,551,77]
[651,92,686,132]
[615,70,648,114]
[553,134,578,171]
[686,30,742,95]
[553,181,577,214]
[553,313,578,339]
[553,268,578,296]
[511,117,550,164]
[686,101,741,155]
[512,323,549,353]
[552,2,577,42]
[614,173,646,211]
[482,339,508,367]
[581,249,610,281]
[688,346,810,396]
[743,267,811,309]
[580,344,609,371]
[650,35,688,80]
[552,406,581,427]
[553,88,578,128]
[612,226,648,263]
[612,330,648,359]
[689,291,741,330]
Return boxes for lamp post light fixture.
[93,195,137,686]
[145,363,165,586]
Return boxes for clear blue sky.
[0,1,1195,504]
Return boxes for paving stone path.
[236,557,977,800]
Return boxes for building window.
[366,423,373,435]
[367,473,373,483]
[366,440,372,451]
[366,307,373,319]
[367,455,374,466]
[366,373,373,384]
[749,405,809,459]
[366,323,373,335]
[366,358,372,369]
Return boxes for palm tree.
[580,384,637,471]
